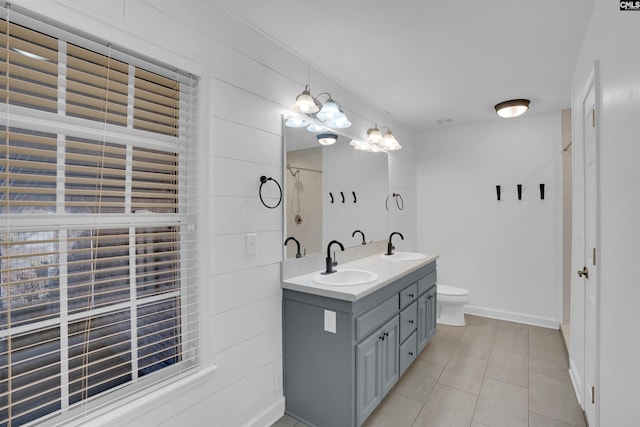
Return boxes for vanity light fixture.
[286,85,352,130]
[494,98,530,118]
[365,124,402,151]
[316,133,338,146]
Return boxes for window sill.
[46,365,218,427]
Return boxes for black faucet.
[385,232,404,256]
[284,236,302,258]
[352,229,366,245]
[322,240,345,275]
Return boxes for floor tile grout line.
[469,317,498,426]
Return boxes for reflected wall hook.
[517,184,522,200]
[329,192,334,203]
[496,185,501,201]
[540,183,545,200]
[352,191,357,203]
[385,196,390,210]
[259,176,282,209]
[340,191,345,203]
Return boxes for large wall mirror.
[283,118,389,259]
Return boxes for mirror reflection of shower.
[285,147,323,259]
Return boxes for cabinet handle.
[384,332,389,337]
[379,334,385,341]
[409,352,414,356]
[408,293,414,298]
[408,320,414,324]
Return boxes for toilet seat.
[437,284,469,297]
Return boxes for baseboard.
[464,305,560,329]
[569,359,583,407]
[243,394,285,427]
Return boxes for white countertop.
[282,252,439,301]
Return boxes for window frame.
[0,6,199,426]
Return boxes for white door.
[581,70,599,426]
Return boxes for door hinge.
[591,385,595,404]
[593,247,597,266]
[592,109,596,127]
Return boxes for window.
[0,6,198,426]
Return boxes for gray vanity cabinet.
[283,261,437,427]
[355,315,399,425]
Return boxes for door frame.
[570,61,600,426]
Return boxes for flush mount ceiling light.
[494,99,530,118]
[316,133,338,146]
[286,85,351,130]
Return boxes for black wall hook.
[340,191,345,203]
[517,184,522,200]
[329,192,334,203]
[540,183,545,200]
[496,185,501,201]
[352,191,357,203]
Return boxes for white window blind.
[0,5,199,426]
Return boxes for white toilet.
[437,284,470,326]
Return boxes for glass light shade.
[367,143,382,153]
[328,111,352,128]
[317,133,338,146]
[367,127,383,144]
[284,117,309,128]
[292,88,319,114]
[382,130,399,149]
[495,99,530,118]
[316,101,340,121]
[307,123,326,132]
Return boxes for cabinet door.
[426,287,437,341]
[417,294,429,352]
[380,315,399,396]
[356,330,381,426]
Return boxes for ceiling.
[213,0,594,133]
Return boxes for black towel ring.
[259,176,282,209]
[393,193,404,210]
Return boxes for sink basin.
[381,252,428,261]
[313,269,379,286]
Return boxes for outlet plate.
[245,233,257,256]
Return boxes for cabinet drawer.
[399,331,417,375]
[356,295,399,341]
[399,301,417,343]
[418,270,437,295]
[399,283,418,309]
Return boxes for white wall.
[570,1,640,424]
[417,113,563,327]
[11,0,417,425]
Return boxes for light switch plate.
[324,309,336,334]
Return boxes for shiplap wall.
[15,0,417,425]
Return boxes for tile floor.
[272,314,586,427]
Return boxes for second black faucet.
[385,232,404,256]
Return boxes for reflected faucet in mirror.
[352,229,366,245]
[284,236,302,258]
[323,240,345,275]
[385,232,404,256]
